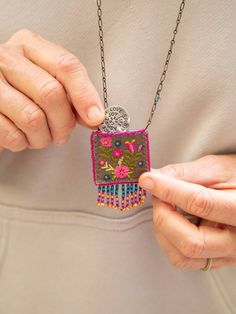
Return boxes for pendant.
[91,110,150,211]
[99,105,130,133]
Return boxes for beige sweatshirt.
[0,1,235,313]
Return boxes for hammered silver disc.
[99,105,130,133]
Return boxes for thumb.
[153,154,236,187]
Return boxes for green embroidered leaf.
[99,146,113,153]
[123,155,133,162]
[99,153,110,159]
[135,152,143,157]
[99,146,107,152]
[131,157,140,162]
[122,160,132,168]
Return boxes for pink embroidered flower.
[125,139,136,153]
[114,165,129,179]
[99,159,106,166]
[112,148,122,158]
[100,137,112,147]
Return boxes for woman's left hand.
[139,154,236,270]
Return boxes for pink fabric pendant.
[90,129,150,211]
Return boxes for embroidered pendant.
[91,129,150,211]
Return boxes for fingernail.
[140,177,154,190]
[55,137,68,146]
[87,106,104,122]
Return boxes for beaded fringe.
[97,183,146,211]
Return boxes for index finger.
[139,172,236,226]
[8,29,105,127]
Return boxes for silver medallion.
[99,105,130,133]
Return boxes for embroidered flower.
[115,140,122,147]
[100,137,112,147]
[99,159,106,166]
[137,144,143,152]
[112,148,123,158]
[138,161,144,167]
[125,139,136,153]
[114,165,129,179]
[103,174,111,181]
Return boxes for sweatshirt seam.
[0,201,153,231]
[0,215,152,232]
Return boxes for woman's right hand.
[0,29,105,152]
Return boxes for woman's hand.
[139,154,236,270]
[0,29,104,151]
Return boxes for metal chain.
[96,0,186,129]
[97,0,109,109]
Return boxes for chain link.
[96,0,186,128]
[97,0,109,109]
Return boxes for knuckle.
[75,84,95,101]
[187,188,214,218]
[0,45,10,64]
[180,235,205,258]
[21,106,46,131]
[54,118,76,140]
[39,80,65,104]
[0,44,23,71]
[61,117,76,132]
[13,28,40,40]
[56,53,85,74]
[158,163,185,179]
[200,154,218,163]
[171,256,188,269]
[4,129,25,148]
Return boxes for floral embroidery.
[92,130,150,184]
[112,148,123,158]
[99,159,106,166]
[125,139,136,153]
[91,130,150,211]
[114,165,129,179]
[100,137,112,147]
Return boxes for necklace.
[91,0,186,211]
